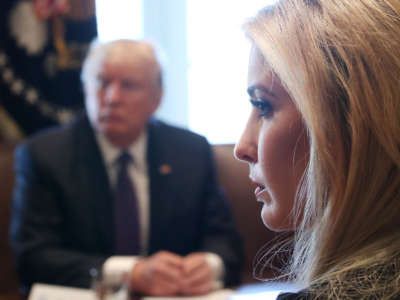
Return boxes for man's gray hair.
[80,38,164,88]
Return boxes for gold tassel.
[52,16,70,69]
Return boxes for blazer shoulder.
[16,117,89,162]
[150,120,209,148]
[148,120,213,168]
[19,125,71,152]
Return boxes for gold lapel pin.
[159,164,172,175]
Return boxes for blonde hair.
[245,0,400,297]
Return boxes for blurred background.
[0,0,277,144]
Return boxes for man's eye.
[250,99,273,118]
[121,81,141,91]
[98,78,110,87]
[121,82,134,89]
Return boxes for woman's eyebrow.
[247,85,276,98]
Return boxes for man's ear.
[152,86,163,112]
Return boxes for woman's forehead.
[248,46,278,87]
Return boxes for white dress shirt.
[94,130,224,288]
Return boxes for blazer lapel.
[147,120,177,254]
[72,117,115,253]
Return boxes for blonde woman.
[235,0,400,299]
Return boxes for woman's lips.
[250,176,267,200]
[254,184,266,199]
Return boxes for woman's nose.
[234,124,258,163]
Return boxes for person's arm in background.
[125,137,243,297]
[102,252,185,297]
[125,248,231,296]
[179,139,244,295]
[103,134,243,297]
[9,143,107,294]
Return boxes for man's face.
[85,45,162,148]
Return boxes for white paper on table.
[28,283,235,300]
[143,289,235,300]
[28,283,96,300]
[229,290,281,300]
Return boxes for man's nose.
[105,82,121,104]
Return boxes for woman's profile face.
[235,46,308,231]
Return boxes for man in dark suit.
[9,39,243,296]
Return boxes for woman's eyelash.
[250,99,273,117]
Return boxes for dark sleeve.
[9,143,107,293]
[277,291,316,300]
[198,140,244,287]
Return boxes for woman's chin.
[261,205,291,232]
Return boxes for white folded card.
[28,283,236,300]
[144,289,235,300]
[28,283,96,300]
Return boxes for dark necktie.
[114,151,141,255]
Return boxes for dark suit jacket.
[10,116,243,292]
[277,292,314,300]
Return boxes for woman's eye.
[250,99,273,118]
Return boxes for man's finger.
[152,257,183,283]
[183,264,211,288]
[181,279,212,296]
[149,275,181,296]
[183,253,208,273]
[157,251,185,269]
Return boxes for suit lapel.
[147,120,177,253]
[72,117,114,253]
